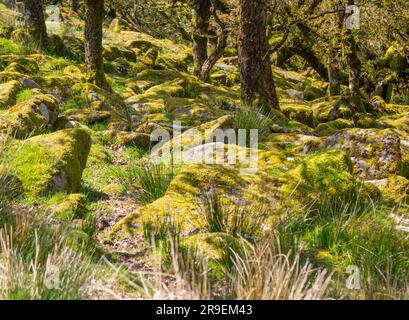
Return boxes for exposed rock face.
[8,128,91,195]
[0,93,59,138]
[326,128,404,179]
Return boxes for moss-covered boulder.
[8,128,91,195]
[312,97,353,123]
[314,118,354,136]
[133,48,158,73]
[151,115,235,159]
[326,128,404,179]
[53,193,86,220]
[4,57,39,75]
[0,93,59,138]
[99,130,151,147]
[365,175,409,204]
[281,150,356,208]
[0,80,21,109]
[303,85,326,101]
[280,103,315,127]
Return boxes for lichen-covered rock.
[0,80,21,109]
[8,128,91,195]
[0,93,59,138]
[365,175,409,204]
[326,128,404,179]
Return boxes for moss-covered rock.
[133,48,158,73]
[280,103,315,127]
[0,93,59,138]
[152,115,235,159]
[383,42,409,71]
[326,128,404,179]
[0,80,21,109]
[303,85,326,101]
[99,130,151,147]
[281,150,355,208]
[53,193,86,220]
[4,57,39,75]
[365,175,409,204]
[8,128,91,195]
[314,118,354,136]
[312,97,353,123]
[157,50,192,72]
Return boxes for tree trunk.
[345,0,362,111]
[328,62,340,96]
[23,0,48,50]
[71,0,79,12]
[199,8,228,82]
[84,0,108,89]
[192,0,212,76]
[239,0,279,111]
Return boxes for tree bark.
[199,7,228,82]
[345,0,362,111]
[84,0,108,89]
[23,0,48,50]
[328,62,340,96]
[192,0,212,76]
[239,0,279,111]
[71,0,79,12]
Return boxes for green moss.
[365,175,409,204]
[280,103,315,127]
[52,193,86,220]
[0,37,21,55]
[15,88,35,104]
[303,86,326,101]
[314,119,354,136]
[0,80,22,109]
[9,128,91,195]
[281,150,355,207]
[0,93,59,138]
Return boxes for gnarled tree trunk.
[239,0,279,111]
[23,0,48,50]
[84,0,108,89]
[192,0,212,76]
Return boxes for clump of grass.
[0,208,94,299]
[226,241,333,300]
[116,159,175,205]
[278,190,409,299]
[234,106,273,142]
[197,190,269,242]
[391,93,409,105]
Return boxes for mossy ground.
[0,7,408,300]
